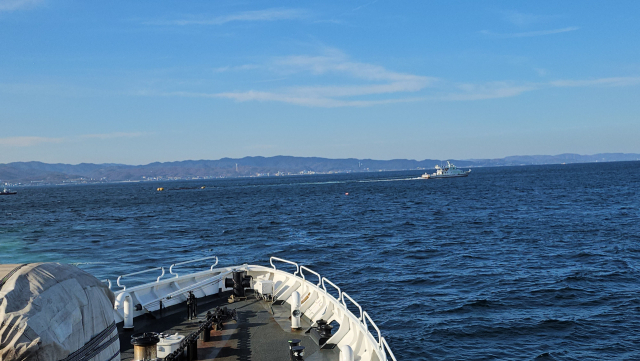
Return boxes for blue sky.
[1,0,639,164]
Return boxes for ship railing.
[322,277,342,300]
[300,265,322,287]
[270,256,300,276]
[116,266,165,291]
[269,256,394,360]
[141,271,231,310]
[110,255,218,291]
[101,279,111,289]
[169,256,218,278]
[341,292,363,321]
[381,337,398,361]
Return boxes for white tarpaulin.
[0,263,120,361]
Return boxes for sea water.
[1,161,639,360]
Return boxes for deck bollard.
[200,322,211,342]
[187,338,198,360]
[131,332,160,361]
[291,345,305,361]
[339,345,354,361]
[288,339,301,361]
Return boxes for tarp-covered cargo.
[0,263,120,361]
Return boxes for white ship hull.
[430,172,470,178]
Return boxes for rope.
[78,334,119,361]
[58,322,117,361]
[104,350,120,361]
[0,264,27,291]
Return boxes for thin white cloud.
[145,8,306,26]
[438,76,640,101]
[438,82,539,101]
[272,50,435,85]
[0,133,145,147]
[352,0,378,12]
[0,136,63,147]
[152,49,640,107]
[80,132,146,139]
[167,90,422,108]
[199,49,436,107]
[0,0,43,12]
[550,76,640,87]
[214,64,261,73]
[165,74,640,106]
[481,27,579,38]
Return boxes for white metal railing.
[300,265,322,286]
[141,271,231,309]
[322,277,342,300]
[269,256,393,359]
[270,256,300,276]
[341,292,363,321]
[381,337,398,361]
[363,311,381,347]
[116,266,164,291]
[101,279,112,290]
[114,255,218,290]
[169,256,218,278]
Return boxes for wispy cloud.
[438,75,640,101]
[214,64,261,73]
[352,0,378,12]
[0,136,63,147]
[439,82,539,101]
[0,0,43,12]
[198,49,436,107]
[148,48,640,107]
[80,132,146,139]
[145,8,306,26]
[481,26,579,38]
[0,133,145,147]
[271,50,434,85]
[550,76,640,87]
[162,74,640,107]
[201,91,421,108]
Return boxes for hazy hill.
[1,153,639,184]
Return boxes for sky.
[1,0,639,165]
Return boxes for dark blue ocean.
[2,161,639,360]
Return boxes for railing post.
[156,267,165,282]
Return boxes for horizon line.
[2,152,639,167]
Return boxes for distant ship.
[422,161,471,179]
[1,188,17,195]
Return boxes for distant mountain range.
[1,153,639,184]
